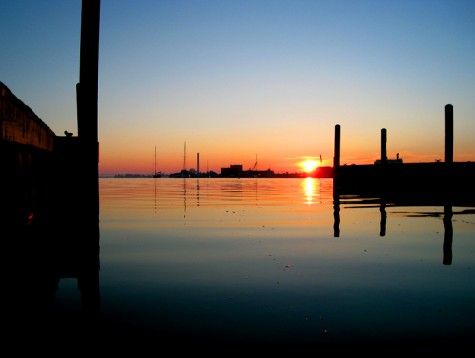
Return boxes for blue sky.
[1,0,474,174]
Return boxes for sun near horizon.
[299,159,320,176]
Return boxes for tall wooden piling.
[381,128,387,165]
[76,0,100,237]
[75,0,101,317]
[334,124,340,175]
[445,104,453,164]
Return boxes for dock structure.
[445,104,453,164]
[1,81,57,226]
[380,128,387,165]
[333,104,475,205]
[0,83,56,151]
[2,0,101,330]
[333,124,340,173]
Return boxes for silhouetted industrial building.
[221,164,243,177]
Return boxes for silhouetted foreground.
[3,186,474,355]
[334,161,475,206]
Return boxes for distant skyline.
[1,0,474,175]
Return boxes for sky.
[1,0,474,176]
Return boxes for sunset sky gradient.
[1,0,474,175]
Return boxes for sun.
[300,159,319,174]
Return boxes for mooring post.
[76,0,101,318]
[445,104,453,164]
[443,104,454,219]
[334,124,340,176]
[381,128,387,165]
[77,0,100,234]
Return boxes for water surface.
[55,177,475,350]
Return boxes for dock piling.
[445,104,453,164]
[334,124,340,175]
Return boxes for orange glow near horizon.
[97,144,457,176]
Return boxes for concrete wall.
[1,81,55,151]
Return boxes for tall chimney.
[197,152,200,177]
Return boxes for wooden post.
[381,128,387,165]
[334,124,340,174]
[76,0,101,317]
[77,0,100,232]
[445,104,453,164]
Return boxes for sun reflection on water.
[302,177,320,204]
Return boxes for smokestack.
[197,152,200,177]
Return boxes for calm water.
[55,177,475,349]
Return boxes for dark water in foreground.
[7,177,475,353]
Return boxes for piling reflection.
[333,187,340,238]
[331,184,473,265]
[3,202,100,345]
[443,204,453,265]
[379,198,386,237]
